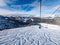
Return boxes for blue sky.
[0,0,60,17]
[42,0,60,17]
[0,0,40,17]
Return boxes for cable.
[52,6,60,15]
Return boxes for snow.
[41,23,60,30]
[0,23,60,45]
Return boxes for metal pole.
[40,0,42,22]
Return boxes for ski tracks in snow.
[0,24,60,45]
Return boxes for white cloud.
[9,0,40,11]
[52,5,60,12]
[0,0,40,17]
[26,6,40,16]
[0,7,40,17]
[51,5,60,16]
[41,14,55,18]
[42,5,60,11]
[41,5,60,17]
[42,6,49,10]
[0,0,6,6]
[0,9,15,15]
[0,8,30,16]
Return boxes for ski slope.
[0,23,60,45]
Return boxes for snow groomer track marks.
[0,23,60,45]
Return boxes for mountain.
[0,15,40,30]
[0,15,16,30]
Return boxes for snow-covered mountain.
[0,15,40,30]
[0,23,60,45]
[0,15,19,30]
[0,15,26,30]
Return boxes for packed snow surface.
[0,23,60,45]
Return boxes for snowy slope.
[0,23,60,45]
[41,23,60,30]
